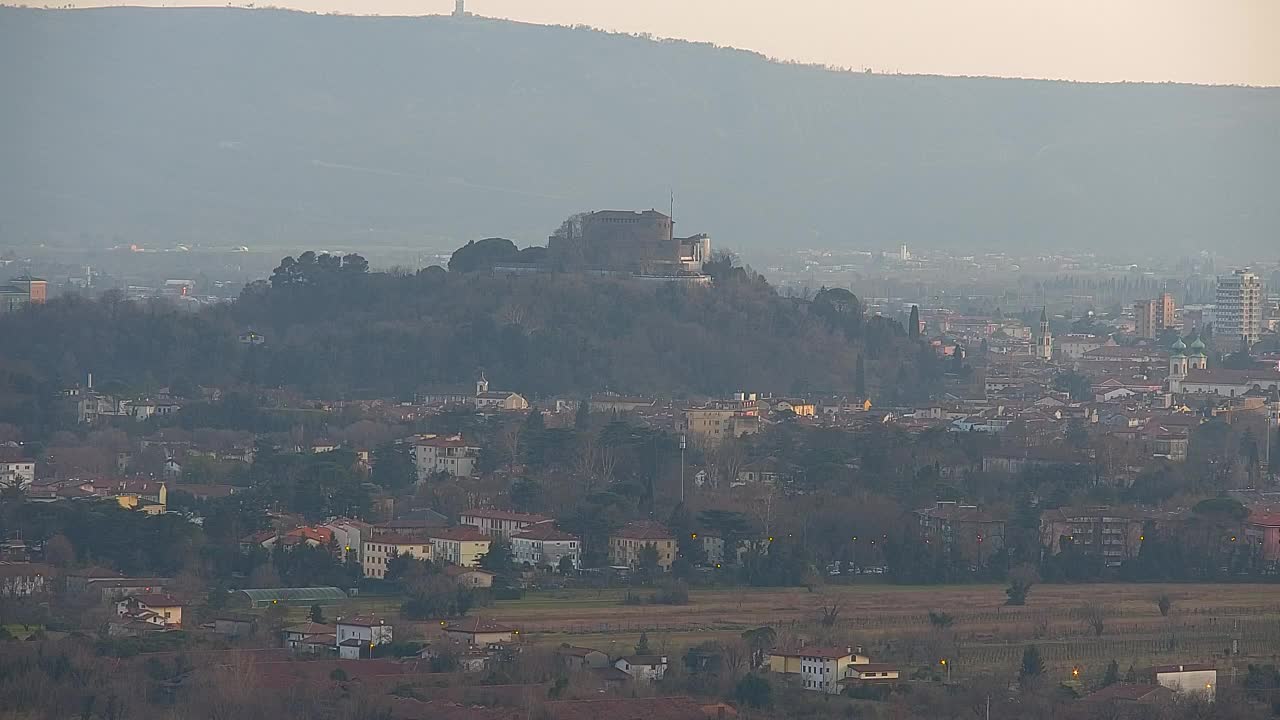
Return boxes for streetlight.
[679,434,687,503]
[940,658,951,683]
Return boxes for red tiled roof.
[1082,684,1173,703]
[0,562,52,578]
[849,663,898,673]
[1249,512,1280,528]
[283,622,335,636]
[771,646,855,660]
[129,593,183,608]
[367,534,430,546]
[512,524,579,542]
[442,565,495,578]
[337,615,389,628]
[418,437,479,449]
[429,527,489,542]
[0,449,35,463]
[1150,663,1216,674]
[613,521,674,541]
[461,509,551,523]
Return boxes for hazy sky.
[67,0,1280,86]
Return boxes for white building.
[459,508,552,541]
[0,451,36,490]
[512,524,581,569]
[0,562,50,597]
[615,655,668,683]
[1216,269,1263,351]
[768,646,871,694]
[1170,368,1280,397]
[335,616,393,659]
[1152,664,1217,701]
[324,519,371,564]
[412,436,480,480]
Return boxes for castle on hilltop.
[547,210,710,277]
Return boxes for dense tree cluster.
[0,253,935,431]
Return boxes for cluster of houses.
[915,496,1280,570]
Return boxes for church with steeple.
[1035,308,1053,361]
[1168,335,1209,393]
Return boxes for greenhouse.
[231,587,349,609]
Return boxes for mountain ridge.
[2,7,1278,257]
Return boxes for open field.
[372,582,1280,681]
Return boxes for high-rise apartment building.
[1134,292,1176,339]
[1215,269,1263,351]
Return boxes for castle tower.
[1188,336,1208,371]
[1036,308,1053,360]
[453,0,466,17]
[476,372,489,396]
[1168,338,1188,380]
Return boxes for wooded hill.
[0,260,935,423]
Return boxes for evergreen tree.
[1020,645,1045,680]
[1101,659,1119,687]
[855,355,867,398]
[574,400,590,430]
[309,603,325,624]
[908,305,921,340]
[635,631,651,655]
[370,441,415,490]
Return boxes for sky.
[62,0,1280,86]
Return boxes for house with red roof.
[609,521,676,571]
[116,593,184,627]
[1246,511,1280,565]
[427,527,492,567]
[458,508,552,541]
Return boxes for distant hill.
[2,7,1278,257]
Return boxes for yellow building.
[768,646,869,694]
[117,593,185,627]
[609,521,677,571]
[428,527,492,568]
[773,399,816,417]
[682,408,761,446]
[362,535,432,580]
[91,480,167,514]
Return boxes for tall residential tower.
[1216,269,1263,351]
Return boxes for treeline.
[0,254,937,423]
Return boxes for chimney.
[87,372,93,390]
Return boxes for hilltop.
[2,7,1278,256]
[0,258,930,412]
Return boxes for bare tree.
[819,600,843,627]
[1075,601,1110,637]
[719,638,749,680]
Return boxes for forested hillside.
[0,260,932,423]
[2,7,1277,255]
